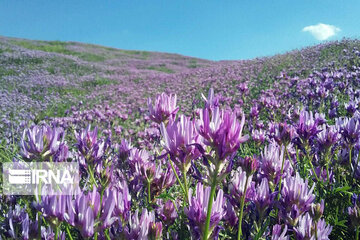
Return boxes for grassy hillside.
[1,36,360,142]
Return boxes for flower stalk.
[203,171,218,240]
[237,174,249,240]
[277,145,286,200]
[169,157,186,201]
[182,168,189,200]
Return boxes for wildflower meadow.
[2,36,360,239]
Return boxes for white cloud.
[302,23,341,41]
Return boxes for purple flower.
[345,100,357,116]
[64,187,100,237]
[118,139,133,161]
[282,173,315,208]
[196,107,249,161]
[269,122,297,146]
[156,199,178,226]
[20,125,65,160]
[336,117,360,146]
[251,129,266,144]
[238,156,258,177]
[331,97,339,108]
[150,163,176,199]
[253,178,276,216]
[280,173,315,225]
[75,125,110,167]
[348,194,360,227]
[238,82,249,95]
[160,115,202,172]
[294,213,312,239]
[53,143,69,162]
[229,167,255,203]
[34,194,70,222]
[99,184,132,229]
[7,205,40,240]
[148,92,179,124]
[260,143,292,185]
[223,200,238,228]
[149,221,163,240]
[185,183,225,239]
[127,148,154,185]
[128,148,150,174]
[328,108,337,119]
[310,200,324,222]
[201,88,219,110]
[271,224,289,240]
[296,110,321,142]
[125,209,161,239]
[294,213,332,240]
[250,104,260,119]
[315,218,333,240]
[317,124,340,152]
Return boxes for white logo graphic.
[8,169,31,184]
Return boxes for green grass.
[10,40,106,62]
[319,43,347,63]
[47,58,97,76]
[46,66,56,75]
[0,56,44,66]
[147,65,175,73]
[48,86,87,97]
[132,78,142,84]
[122,50,150,57]
[188,59,198,68]
[0,47,13,54]
[33,101,76,123]
[81,77,118,88]
[0,66,17,78]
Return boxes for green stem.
[277,145,287,200]
[88,166,98,188]
[169,157,186,200]
[325,150,331,184]
[97,187,106,218]
[309,160,320,182]
[325,163,330,184]
[203,173,218,240]
[182,168,189,200]
[147,179,152,204]
[105,229,111,240]
[350,145,354,168]
[66,225,74,240]
[305,144,320,182]
[37,212,41,240]
[237,175,249,240]
[55,225,58,240]
[356,226,359,240]
[295,146,303,177]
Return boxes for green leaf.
[253,218,270,240]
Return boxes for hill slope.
[1,36,360,140]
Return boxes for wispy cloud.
[302,23,341,41]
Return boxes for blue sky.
[0,0,359,60]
